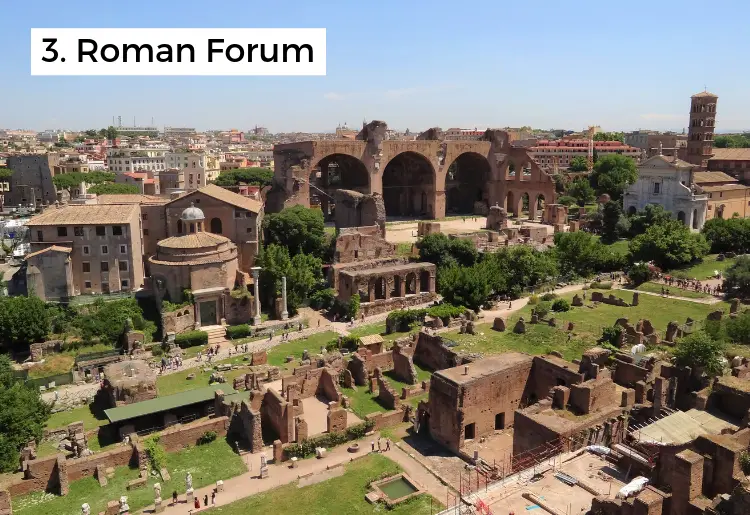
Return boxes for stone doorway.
[199,300,218,326]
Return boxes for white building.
[165,152,220,190]
[107,147,168,173]
[623,151,708,231]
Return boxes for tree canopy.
[701,217,750,254]
[87,183,140,195]
[417,233,478,269]
[262,205,327,259]
[0,355,50,472]
[593,131,624,143]
[628,204,673,236]
[553,231,625,278]
[52,171,116,192]
[0,296,50,351]
[256,244,322,315]
[567,156,589,173]
[589,154,638,200]
[567,177,595,205]
[0,168,12,180]
[714,134,750,149]
[105,126,118,140]
[673,330,724,377]
[73,298,155,344]
[724,256,750,299]
[213,168,273,187]
[629,219,709,269]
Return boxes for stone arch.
[381,151,436,218]
[677,211,686,224]
[519,192,530,219]
[444,152,491,215]
[405,272,417,295]
[374,277,386,300]
[391,275,402,298]
[533,194,546,220]
[210,217,223,234]
[692,209,699,229]
[419,270,430,292]
[310,153,369,218]
[627,206,637,216]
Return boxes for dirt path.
[613,284,723,305]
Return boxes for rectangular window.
[112,226,123,236]
[74,226,84,237]
[95,226,105,236]
[246,227,252,233]
[82,245,90,255]
[119,261,128,272]
[121,279,130,289]
[142,213,148,221]
[82,262,90,273]
[57,226,68,237]
[653,183,660,194]
[101,261,109,272]
[101,245,108,254]
[36,230,43,241]
[84,281,92,289]
[119,245,127,254]
[143,229,149,236]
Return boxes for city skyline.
[2,0,749,132]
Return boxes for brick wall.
[261,389,293,443]
[529,356,584,402]
[392,345,418,385]
[158,417,228,452]
[161,307,195,335]
[613,359,650,387]
[67,445,134,481]
[366,408,409,431]
[569,378,617,415]
[413,332,460,371]
[8,454,60,496]
[318,368,341,403]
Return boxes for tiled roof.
[157,232,230,249]
[27,204,139,226]
[710,148,750,161]
[96,194,168,205]
[701,184,750,192]
[640,154,695,169]
[691,91,718,98]
[25,245,72,260]
[170,184,262,213]
[694,171,738,184]
[358,334,384,345]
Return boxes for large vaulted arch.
[381,152,436,218]
[445,152,491,215]
[309,154,369,219]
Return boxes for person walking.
[386,438,391,451]
[172,491,178,505]
[194,497,200,509]
[211,490,216,505]
[204,494,208,507]
[371,441,375,452]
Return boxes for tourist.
[194,497,200,509]
[211,490,216,505]
[386,438,391,451]
[172,491,178,505]
[377,439,381,452]
[371,441,375,452]
[317,320,321,328]
[204,494,208,507]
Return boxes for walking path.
[620,287,723,305]
[137,433,450,514]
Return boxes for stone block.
[127,477,147,490]
[513,318,526,334]
[621,388,635,407]
[492,317,506,331]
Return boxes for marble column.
[281,276,289,320]
[251,266,262,326]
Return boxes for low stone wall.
[161,306,195,335]
[413,331,461,371]
[366,407,410,431]
[67,445,134,482]
[359,292,437,318]
[157,416,229,452]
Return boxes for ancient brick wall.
[8,454,60,496]
[317,368,342,403]
[0,489,10,515]
[613,359,650,387]
[569,378,617,415]
[359,293,437,318]
[225,293,253,325]
[529,356,584,402]
[426,374,462,451]
[366,408,409,431]
[413,332,460,371]
[347,354,368,386]
[511,410,561,457]
[711,379,750,420]
[376,375,399,410]
[67,445,134,481]
[327,406,348,433]
[158,417,228,452]
[391,345,418,385]
[161,307,195,335]
[262,389,292,443]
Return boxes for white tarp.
[584,445,611,456]
[616,476,649,499]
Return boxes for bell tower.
[686,90,718,169]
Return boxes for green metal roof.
[104,383,236,423]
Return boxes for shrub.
[143,435,167,472]
[285,420,374,459]
[226,324,251,340]
[174,330,208,348]
[540,293,558,302]
[627,262,652,286]
[590,281,613,289]
[386,309,427,333]
[197,431,218,445]
[309,288,336,310]
[600,326,622,347]
[426,303,465,322]
[534,301,552,318]
[528,294,539,305]
[151,343,164,356]
[740,451,750,475]
[326,335,358,353]
[331,296,359,320]
[551,298,570,312]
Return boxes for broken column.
[251,266,262,325]
[281,276,289,320]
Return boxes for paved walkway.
[136,432,451,514]
[620,287,723,305]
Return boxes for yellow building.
[694,171,750,220]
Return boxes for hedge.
[174,330,208,348]
[226,324,251,340]
[285,419,374,459]
[590,281,613,289]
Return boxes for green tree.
[437,264,490,312]
[714,134,750,149]
[627,262,652,286]
[417,233,478,268]
[87,183,140,195]
[628,204,673,236]
[85,171,116,184]
[0,296,50,351]
[590,154,638,200]
[52,172,87,192]
[568,156,589,173]
[256,244,292,310]
[673,330,724,377]
[213,168,273,187]
[702,217,750,254]
[287,253,323,315]
[262,205,327,259]
[567,177,595,206]
[0,356,50,472]
[84,129,99,138]
[629,219,710,269]
[483,245,559,297]
[724,256,750,298]
[600,201,625,243]
[726,312,750,345]
[556,195,578,207]
[73,298,154,344]
[105,126,119,140]
[0,169,12,180]
[553,231,624,277]
[593,131,625,143]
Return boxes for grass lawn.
[266,331,339,369]
[348,323,417,344]
[342,364,431,419]
[26,355,75,379]
[443,289,729,362]
[204,453,440,515]
[673,254,737,280]
[45,405,108,431]
[632,282,712,299]
[13,438,247,515]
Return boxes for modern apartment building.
[624,131,688,158]
[529,139,641,170]
[165,152,220,190]
[107,147,168,173]
[26,203,145,298]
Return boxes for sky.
[2,0,749,133]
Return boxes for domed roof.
[180,203,205,221]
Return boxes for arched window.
[210,217,222,234]
[177,219,183,234]
[189,223,196,233]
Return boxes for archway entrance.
[520,193,530,219]
[309,154,369,220]
[505,191,516,216]
[677,211,686,224]
[445,152,490,215]
[381,152,435,218]
[534,194,546,220]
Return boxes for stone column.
[194,301,201,328]
[281,276,289,320]
[251,267,262,326]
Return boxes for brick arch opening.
[505,191,516,215]
[533,194,546,220]
[519,192,530,219]
[309,153,369,219]
[381,151,435,218]
[445,152,491,215]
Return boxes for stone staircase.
[202,325,227,346]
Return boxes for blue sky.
[2,0,749,133]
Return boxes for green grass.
[13,438,247,515]
[672,254,736,280]
[26,355,75,379]
[592,236,629,257]
[342,364,431,419]
[204,453,440,515]
[266,331,338,368]
[443,289,729,361]
[632,282,712,299]
[348,323,417,344]
[45,405,108,431]
[396,243,414,256]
